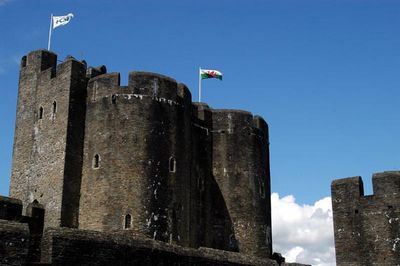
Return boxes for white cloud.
[271,192,336,266]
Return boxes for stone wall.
[40,227,278,266]
[331,171,400,265]
[210,110,271,258]
[78,71,193,247]
[0,220,30,265]
[9,50,87,228]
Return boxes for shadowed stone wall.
[210,110,271,258]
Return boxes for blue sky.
[2,1,400,264]
[1,0,400,205]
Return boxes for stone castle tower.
[9,49,272,258]
[331,171,400,265]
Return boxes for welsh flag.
[200,69,223,80]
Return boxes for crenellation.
[192,102,211,121]
[24,50,57,73]
[372,171,400,197]
[129,71,180,101]
[331,176,364,202]
[86,64,107,79]
[87,72,121,101]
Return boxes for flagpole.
[47,14,53,50]
[198,67,202,102]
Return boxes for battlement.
[372,171,400,197]
[87,71,191,106]
[210,109,268,138]
[21,50,87,82]
[331,176,364,202]
[332,171,400,202]
[192,102,211,122]
[21,50,57,72]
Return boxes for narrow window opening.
[169,157,176,173]
[93,154,100,169]
[124,214,132,229]
[355,209,359,214]
[52,101,57,114]
[388,205,393,209]
[111,94,117,104]
[39,106,43,120]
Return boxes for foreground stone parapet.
[0,220,30,265]
[0,195,23,220]
[40,227,278,266]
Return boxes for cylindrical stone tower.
[78,71,192,246]
[210,110,272,258]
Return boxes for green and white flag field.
[200,69,223,80]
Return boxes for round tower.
[78,71,192,246]
[210,110,272,258]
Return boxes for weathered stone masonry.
[0,49,307,265]
[332,171,400,266]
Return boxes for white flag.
[52,13,74,29]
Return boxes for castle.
[331,172,400,265]
[3,49,399,266]
[0,49,308,265]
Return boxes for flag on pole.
[198,68,223,102]
[48,13,74,50]
[200,69,223,80]
[52,13,74,29]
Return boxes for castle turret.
[78,71,193,246]
[209,110,272,258]
[10,50,87,228]
[332,172,400,265]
